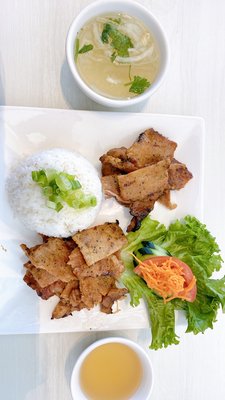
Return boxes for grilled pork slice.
[69,288,82,307]
[127,128,177,168]
[21,238,74,283]
[130,192,163,217]
[100,146,137,174]
[101,162,122,177]
[100,288,128,314]
[60,280,79,300]
[74,255,124,279]
[51,300,72,319]
[158,160,193,210]
[101,146,132,176]
[117,160,170,202]
[100,129,177,173]
[24,261,58,288]
[52,299,87,319]
[126,217,141,232]
[101,175,130,205]
[127,195,160,232]
[67,247,87,277]
[73,222,127,266]
[106,147,128,159]
[23,271,65,300]
[79,276,115,308]
[100,154,137,173]
[168,159,193,190]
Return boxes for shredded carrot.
[133,255,196,303]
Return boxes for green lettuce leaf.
[165,216,225,334]
[164,216,222,276]
[121,225,179,350]
[186,294,219,334]
[124,217,167,251]
[120,261,179,350]
[205,277,225,311]
[120,215,224,349]
[144,292,179,350]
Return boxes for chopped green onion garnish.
[83,195,97,207]
[43,186,53,197]
[90,196,97,206]
[31,168,97,212]
[32,171,39,182]
[45,169,57,182]
[46,200,57,210]
[49,194,62,203]
[55,173,72,191]
[71,180,81,190]
[32,170,48,186]
[56,202,63,212]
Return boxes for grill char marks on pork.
[127,196,158,232]
[100,129,193,231]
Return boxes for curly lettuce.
[120,216,224,350]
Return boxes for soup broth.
[75,13,160,99]
[79,343,143,400]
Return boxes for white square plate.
[0,106,204,334]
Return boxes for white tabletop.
[0,1,225,399]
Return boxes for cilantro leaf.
[127,75,151,94]
[78,44,93,54]
[75,38,80,61]
[101,23,133,59]
[111,51,117,63]
[75,39,93,61]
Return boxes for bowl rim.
[70,336,154,400]
[66,0,170,107]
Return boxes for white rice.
[6,148,102,237]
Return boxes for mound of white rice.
[6,148,102,237]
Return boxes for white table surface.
[0,1,225,399]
